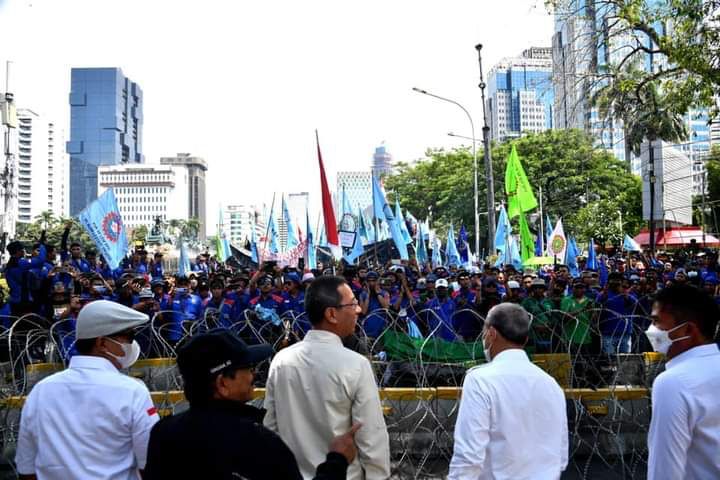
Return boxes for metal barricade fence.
[0,305,672,479]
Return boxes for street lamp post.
[476,44,496,257]
[412,87,481,258]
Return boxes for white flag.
[547,218,567,262]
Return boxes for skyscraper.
[486,47,554,142]
[371,145,393,176]
[552,0,711,195]
[16,109,68,222]
[336,171,372,217]
[67,68,144,215]
[160,153,207,240]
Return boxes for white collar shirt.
[648,343,720,480]
[449,349,568,480]
[264,329,391,480]
[15,355,160,480]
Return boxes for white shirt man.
[264,276,390,480]
[646,284,720,479]
[16,301,159,480]
[449,303,568,480]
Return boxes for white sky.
[0,0,553,233]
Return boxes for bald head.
[486,303,530,345]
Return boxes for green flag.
[518,213,534,262]
[505,145,538,218]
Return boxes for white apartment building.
[16,109,68,223]
[222,204,265,246]
[97,164,189,229]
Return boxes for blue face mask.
[94,286,107,294]
[175,288,188,295]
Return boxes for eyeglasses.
[335,300,360,309]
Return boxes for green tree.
[132,225,149,243]
[385,129,643,248]
[549,0,720,117]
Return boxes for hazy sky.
[0,0,553,231]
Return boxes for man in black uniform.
[144,329,360,479]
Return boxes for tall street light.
[412,87,480,257]
[476,43,496,255]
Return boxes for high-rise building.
[287,192,309,233]
[371,145,393,176]
[160,153,207,240]
[336,171,372,217]
[552,0,712,201]
[222,204,265,246]
[486,47,554,142]
[15,109,68,222]
[67,68,144,215]
[97,163,189,230]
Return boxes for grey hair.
[485,303,530,344]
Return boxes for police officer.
[144,329,359,479]
[16,300,159,479]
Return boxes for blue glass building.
[487,47,554,142]
[67,68,144,215]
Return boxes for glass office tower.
[67,68,143,214]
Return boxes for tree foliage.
[550,0,720,118]
[385,129,642,247]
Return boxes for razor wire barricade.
[0,306,672,479]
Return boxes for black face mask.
[436,289,448,299]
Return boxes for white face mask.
[644,322,690,355]
[106,338,141,369]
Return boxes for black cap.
[177,329,273,384]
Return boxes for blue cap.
[366,271,379,280]
[285,273,301,284]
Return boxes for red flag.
[316,130,341,258]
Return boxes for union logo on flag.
[102,212,123,243]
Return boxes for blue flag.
[358,207,370,245]
[445,224,461,267]
[343,219,365,264]
[283,196,299,250]
[305,207,316,270]
[535,232,542,256]
[178,242,191,277]
[587,238,598,270]
[623,234,641,252]
[508,236,522,271]
[545,214,553,251]
[599,256,609,287]
[372,176,408,260]
[495,206,512,254]
[566,236,580,277]
[457,225,469,263]
[77,188,128,270]
[395,198,412,245]
[266,203,280,254]
[432,236,443,268]
[341,184,353,219]
[250,219,259,264]
[416,222,428,265]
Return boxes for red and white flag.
[316,130,342,259]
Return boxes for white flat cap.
[76,300,150,339]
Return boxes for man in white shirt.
[16,300,159,480]
[264,275,390,480]
[449,303,568,480]
[646,284,720,480]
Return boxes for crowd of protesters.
[4,226,720,479]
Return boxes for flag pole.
[261,193,277,262]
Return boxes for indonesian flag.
[316,130,342,259]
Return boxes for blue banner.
[77,188,128,270]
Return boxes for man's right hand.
[329,423,362,464]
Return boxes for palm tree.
[34,210,57,230]
[595,77,688,253]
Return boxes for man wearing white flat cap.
[16,300,159,480]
